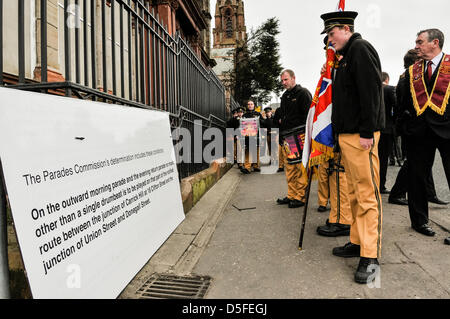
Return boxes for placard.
[0,87,185,298]
[240,118,259,137]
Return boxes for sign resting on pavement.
[0,87,185,298]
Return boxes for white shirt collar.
[429,51,444,66]
[427,51,444,74]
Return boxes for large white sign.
[0,87,185,298]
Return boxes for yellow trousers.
[244,147,260,170]
[327,156,353,226]
[317,164,330,207]
[283,146,308,201]
[339,133,382,259]
[278,144,285,169]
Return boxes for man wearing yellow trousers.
[317,164,330,212]
[317,154,353,237]
[275,70,312,208]
[320,10,385,284]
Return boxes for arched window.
[225,8,233,38]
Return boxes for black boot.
[317,223,350,237]
[276,197,290,205]
[332,242,360,258]
[317,206,329,212]
[288,200,305,208]
[354,257,380,284]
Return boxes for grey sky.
[210,0,450,104]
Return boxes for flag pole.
[298,166,314,250]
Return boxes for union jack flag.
[301,0,347,170]
[301,36,337,169]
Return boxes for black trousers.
[405,130,450,227]
[379,133,394,190]
[389,160,437,199]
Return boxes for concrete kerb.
[119,161,240,298]
[181,158,233,215]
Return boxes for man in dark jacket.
[389,49,447,207]
[276,69,312,209]
[262,107,274,158]
[320,10,385,284]
[379,72,396,194]
[398,29,450,241]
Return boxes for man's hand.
[360,137,374,150]
[321,63,326,75]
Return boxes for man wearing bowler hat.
[320,10,385,284]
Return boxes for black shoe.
[332,242,360,258]
[277,197,291,205]
[389,160,395,166]
[428,197,449,205]
[388,197,408,206]
[288,200,305,208]
[317,206,329,213]
[445,237,450,245]
[277,168,284,173]
[253,168,261,172]
[354,257,380,284]
[412,224,436,237]
[317,223,350,237]
[240,168,251,174]
[380,188,390,194]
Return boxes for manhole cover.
[136,274,212,299]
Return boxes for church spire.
[213,0,247,49]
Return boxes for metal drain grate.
[136,274,212,299]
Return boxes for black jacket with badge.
[332,33,385,139]
[279,84,312,132]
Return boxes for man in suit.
[390,49,448,206]
[379,72,396,194]
[398,29,450,240]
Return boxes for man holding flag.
[318,6,385,284]
[304,35,353,237]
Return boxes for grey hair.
[418,29,445,49]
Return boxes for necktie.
[426,61,433,82]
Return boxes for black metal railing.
[0,0,235,179]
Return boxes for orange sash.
[409,54,450,116]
